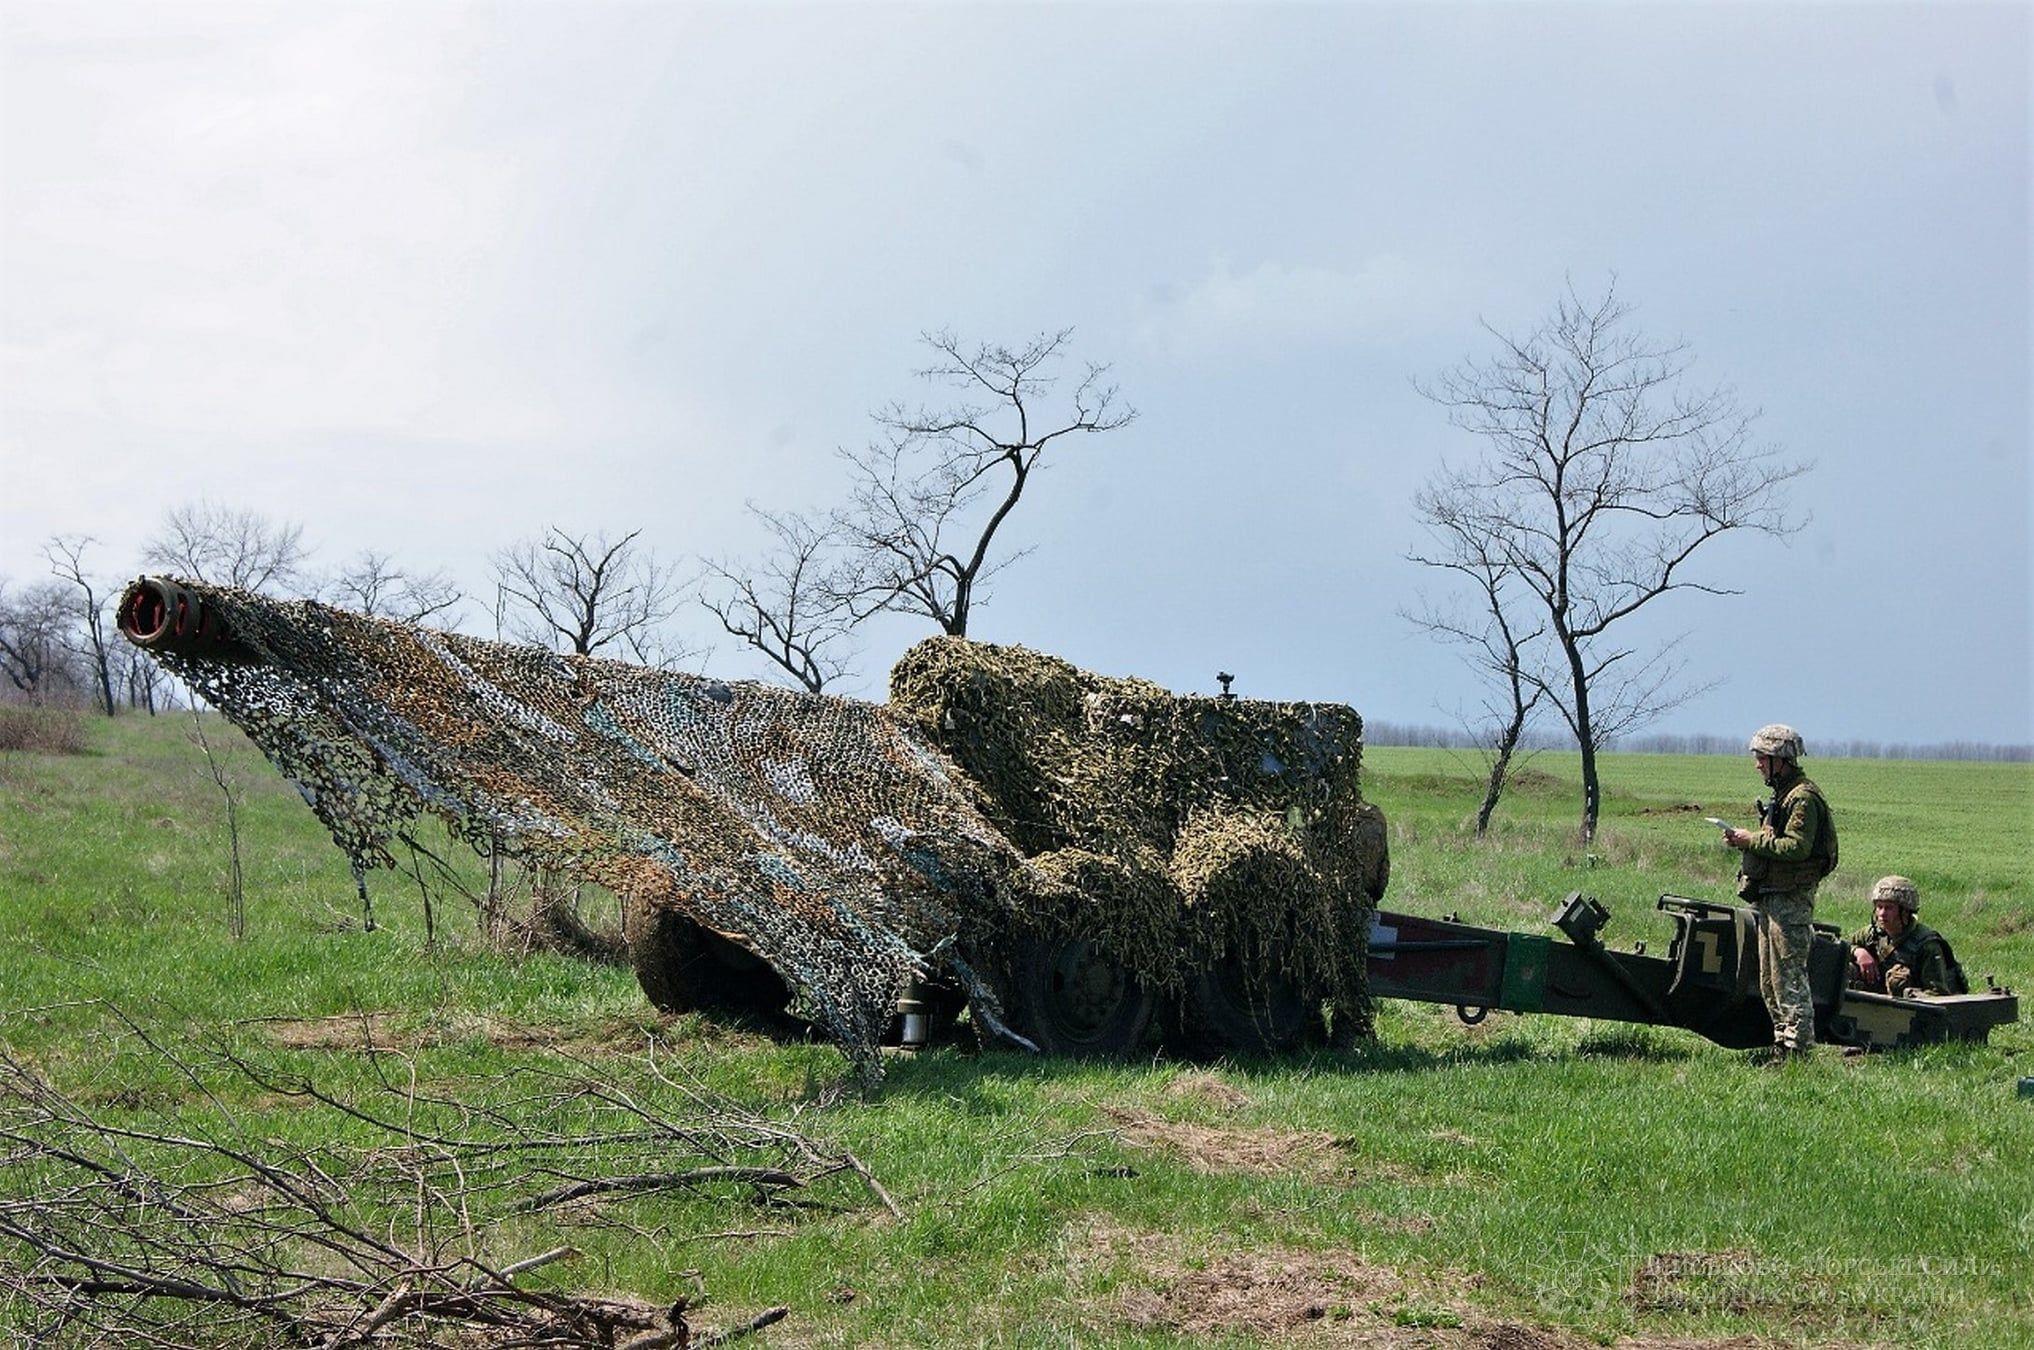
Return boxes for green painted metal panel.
[1499,933,1550,1013]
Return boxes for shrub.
[0,705,89,755]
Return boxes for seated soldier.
[1848,875,1967,997]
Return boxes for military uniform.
[1848,919,1965,997]
[1735,764,1831,1054]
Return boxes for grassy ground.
[1,712,2029,1348]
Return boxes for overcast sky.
[3,1,2027,750]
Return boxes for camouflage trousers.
[1754,889,1817,1052]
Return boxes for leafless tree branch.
[826,328,1136,637]
[187,712,247,940]
[701,506,858,692]
[42,536,120,717]
[142,502,309,594]
[324,550,463,626]
[492,527,694,667]
[1402,512,1550,835]
[0,578,88,704]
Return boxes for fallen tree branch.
[517,1167,803,1213]
[694,1304,791,1348]
[0,1010,893,1347]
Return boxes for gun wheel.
[627,896,790,1019]
[1007,934,1155,1058]
[1173,954,1324,1058]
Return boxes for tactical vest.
[1867,921,1968,995]
[1741,774,1834,891]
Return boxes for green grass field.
[2,712,2029,1348]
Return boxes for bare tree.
[701,505,857,693]
[325,548,463,624]
[43,536,119,717]
[1401,521,1548,836]
[831,328,1135,637]
[1413,280,1808,840]
[119,643,173,713]
[142,500,308,593]
[492,527,689,665]
[0,579,86,704]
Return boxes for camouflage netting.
[888,637,1386,1031]
[125,579,1388,1074]
[124,580,1062,1084]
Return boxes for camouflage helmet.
[1869,875,1920,915]
[1747,723,1804,759]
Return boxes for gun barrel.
[117,577,260,664]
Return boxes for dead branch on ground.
[0,1013,883,1346]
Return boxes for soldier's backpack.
[1812,787,1839,879]
[1936,934,1970,995]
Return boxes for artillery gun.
[1368,893,2017,1053]
[118,576,2016,1073]
[116,576,1383,1071]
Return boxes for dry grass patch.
[1074,1216,1405,1339]
[1164,1069,1256,1112]
[1100,1104,1353,1182]
[1073,1219,1827,1349]
[255,1010,673,1056]
[257,1011,404,1050]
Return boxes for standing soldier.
[1720,724,1835,1064]
[1849,876,1967,997]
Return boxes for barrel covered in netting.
[120,578,1058,1082]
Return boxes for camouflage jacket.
[1737,768,1831,894]
[1848,919,1966,996]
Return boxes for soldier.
[1720,724,1835,1063]
[1849,875,1967,998]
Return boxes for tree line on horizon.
[1362,721,2032,764]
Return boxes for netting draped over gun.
[117,576,1389,1081]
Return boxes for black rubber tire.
[1173,955,1324,1059]
[1006,933,1155,1058]
[627,898,790,1018]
